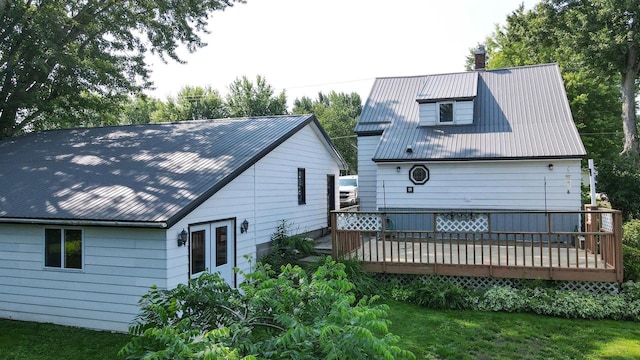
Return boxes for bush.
[624,245,640,282]
[408,278,470,310]
[596,155,640,220]
[120,258,415,360]
[477,286,526,313]
[261,219,315,270]
[623,219,640,248]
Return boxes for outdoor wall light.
[396,166,401,173]
[177,229,188,247]
[548,163,554,171]
[240,219,249,233]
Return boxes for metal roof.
[356,64,586,161]
[0,115,344,227]
[416,72,478,102]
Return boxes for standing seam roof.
[0,115,342,226]
[356,64,586,161]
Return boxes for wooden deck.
[331,208,623,283]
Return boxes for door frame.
[327,174,336,228]
[188,217,237,287]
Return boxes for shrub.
[477,286,526,313]
[623,245,640,282]
[120,258,415,360]
[262,220,315,270]
[596,155,640,220]
[408,278,470,310]
[623,219,640,248]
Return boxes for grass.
[1,302,639,360]
[0,319,131,360]
[385,299,640,360]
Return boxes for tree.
[0,0,241,139]
[225,75,287,117]
[152,85,227,122]
[293,91,362,173]
[120,94,161,125]
[545,0,640,157]
[467,4,622,165]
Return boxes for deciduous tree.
[0,0,241,138]
[225,75,287,117]
[293,91,361,173]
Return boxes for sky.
[147,0,539,108]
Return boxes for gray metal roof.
[0,115,344,226]
[355,64,586,161]
[416,72,478,102]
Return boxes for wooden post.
[613,210,624,283]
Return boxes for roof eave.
[0,217,168,228]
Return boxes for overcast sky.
[147,0,539,107]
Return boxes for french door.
[190,219,235,285]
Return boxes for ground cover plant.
[0,319,131,360]
[386,299,640,360]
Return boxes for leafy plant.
[408,278,470,310]
[120,258,415,359]
[262,220,315,270]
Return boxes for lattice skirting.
[373,273,620,295]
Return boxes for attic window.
[409,165,430,185]
[438,103,454,123]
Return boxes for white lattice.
[436,213,488,232]
[601,213,613,232]
[336,212,382,231]
[373,273,620,294]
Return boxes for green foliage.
[225,75,288,118]
[623,245,640,282]
[596,155,640,219]
[477,286,527,312]
[153,86,228,122]
[0,0,240,138]
[120,258,415,360]
[406,278,470,310]
[470,3,623,163]
[623,219,640,248]
[292,91,362,173]
[261,220,315,269]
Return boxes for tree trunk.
[620,70,639,156]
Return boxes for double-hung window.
[45,228,83,269]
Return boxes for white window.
[44,228,83,269]
[409,165,430,185]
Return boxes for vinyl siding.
[376,159,582,211]
[358,135,380,211]
[0,225,166,332]
[167,122,341,288]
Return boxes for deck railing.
[331,208,623,283]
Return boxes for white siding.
[455,101,474,125]
[0,225,166,332]
[376,159,582,210]
[357,135,380,211]
[418,103,437,126]
[0,122,342,332]
[168,122,341,288]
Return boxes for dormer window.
[416,72,477,127]
[438,103,454,123]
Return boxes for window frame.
[409,165,430,185]
[44,228,83,270]
[298,168,306,205]
[437,102,454,124]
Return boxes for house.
[0,114,346,332]
[355,52,586,232]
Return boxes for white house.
[355,53,586,231]
[0,114,346,332]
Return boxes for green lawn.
[2,303,639,360]
[385,300,640,360]
[0,319,131,360]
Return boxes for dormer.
[416,72,478,126]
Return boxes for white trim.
[437,102,454,124]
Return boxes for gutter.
[0,217,168,228]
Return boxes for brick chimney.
[474,45,486,71]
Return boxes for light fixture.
[177,229,188,247]
[396,166,401,173]
[240,219,249,233]
[548,163,554,171]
